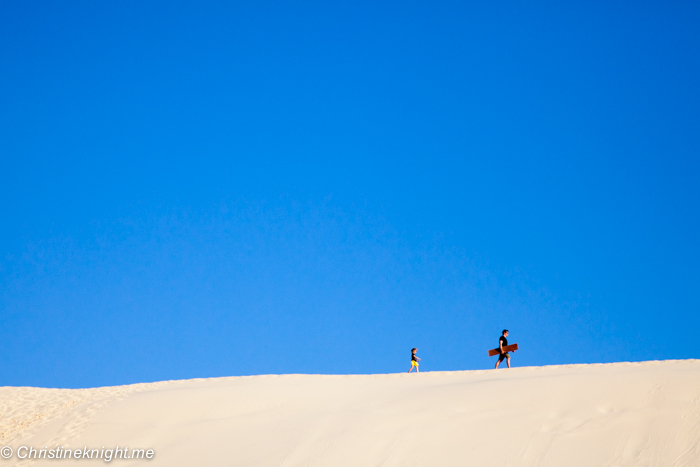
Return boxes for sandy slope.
[1,360,699,466]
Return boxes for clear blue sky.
[1,1,698,388]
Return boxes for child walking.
[408,348,420,373]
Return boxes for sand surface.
[2,360,699,466]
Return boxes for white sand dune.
[2,360,699,466]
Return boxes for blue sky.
[1,1,698,388]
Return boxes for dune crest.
[2,360,699,466]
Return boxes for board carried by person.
[488,343,518,357]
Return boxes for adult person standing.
[494,329,512,369]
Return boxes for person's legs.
[496,353,509,369]
[408,366,413,373]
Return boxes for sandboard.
[488,343,518,357]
